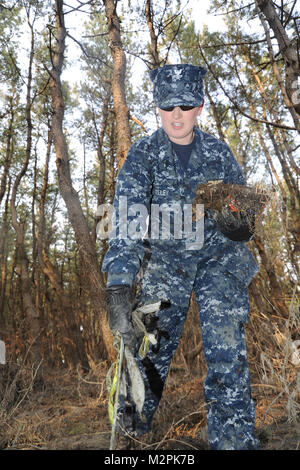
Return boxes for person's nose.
[172,106,182,119]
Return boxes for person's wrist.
[106,272,134,287]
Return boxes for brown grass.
[1,293,299,450]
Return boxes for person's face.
[158,104,204,145]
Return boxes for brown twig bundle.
[193,180,272,215]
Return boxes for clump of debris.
[193,180,273,228]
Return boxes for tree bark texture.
[103,0,131,170]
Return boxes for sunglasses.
[160,105,195,112]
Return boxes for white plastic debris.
[124,346,145,418]
[290,340,300,366]
[0,340,6,365]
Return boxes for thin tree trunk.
[36,128,89,369]
[10,15,42,373]
[255,0,300,74]
[48,0,114,362]
[145,0,161,68]
[255,0,300,116]
[0,188,10,327]
[103,0,131,170]
[91,101,109,243]
[0,96,14,206]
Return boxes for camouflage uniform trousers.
[116,246,260,450]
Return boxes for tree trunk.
[145,0,161,68]
[37,129,89,369]
[10,16,42,374]
[255,0,300,116]
[0,95,14,206]
[0,189,10,327]
[103,0,131,170]
[0,98,14,327]
[48,0,115,362]
[91,102,109,243]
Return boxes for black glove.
[105,284,136,349]
[213,208,255,242]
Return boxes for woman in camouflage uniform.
[103,64,260,450]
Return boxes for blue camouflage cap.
[149,64,207,109]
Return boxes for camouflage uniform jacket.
[102,126,258,289]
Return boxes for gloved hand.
[105,284,136,349]
[213,207,255,241]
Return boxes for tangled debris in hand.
[193,180,273,228]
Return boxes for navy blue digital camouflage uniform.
[102,64,260,450]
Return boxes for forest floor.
[1,356,300,453]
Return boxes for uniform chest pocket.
[200,158,225,182]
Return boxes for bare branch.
[66,30,113,69]
[198,39,298,131]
